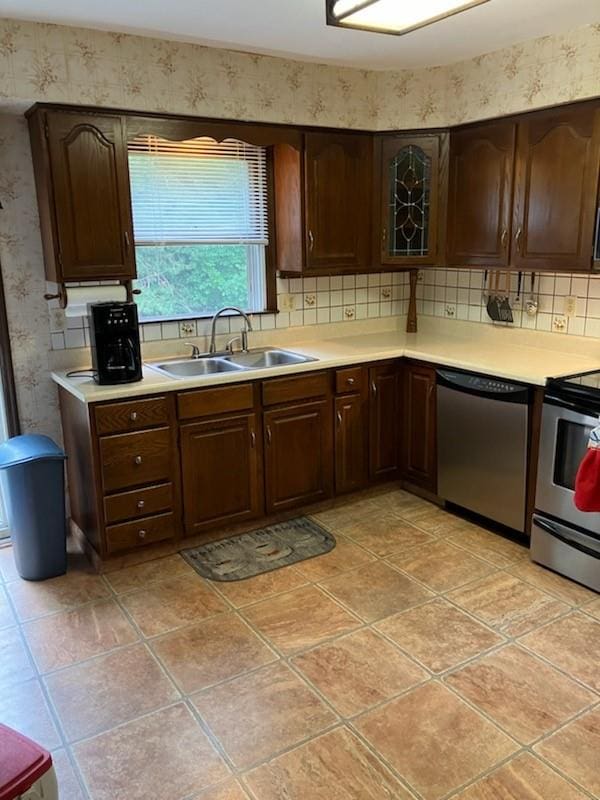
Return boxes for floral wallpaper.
[0,17,599,437]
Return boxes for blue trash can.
[0,435,67,581]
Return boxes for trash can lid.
[0,724,53,800]
[0,435,65,469]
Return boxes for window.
[128,136,269,321]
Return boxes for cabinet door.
[304,132,371,271]
[512,105,600,271]
[335,393,368,494]
[369,363,401,480]
[447,122,516,267]
[180,413,261,534]
[264,400,333,513]
[402,363,437,492]
[46,111,135,281]
[379,135,441,266]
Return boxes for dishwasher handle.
[436,369,530,404]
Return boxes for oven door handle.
[535,516,600,559]
[545,393,600,418]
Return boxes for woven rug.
[181,517,335,582]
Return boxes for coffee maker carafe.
[88,302,142,385]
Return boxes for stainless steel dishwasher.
[437,369,530,532]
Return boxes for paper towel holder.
[44,280,141,307]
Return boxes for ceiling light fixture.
[326,0,491,36]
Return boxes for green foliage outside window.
[134,244,250,320]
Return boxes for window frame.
[127,133,278,323]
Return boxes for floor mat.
[181,517,336,581]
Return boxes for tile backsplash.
[49,272,411,350]
[416,267,600,338]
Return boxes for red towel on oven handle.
[574,426,600,512]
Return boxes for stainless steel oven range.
[533,371,600,592]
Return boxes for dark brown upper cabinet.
[511,104,600,272]
[28,108,136,283]
[447,121,516,268]
[274,132,372,275]
[375,133,448,267]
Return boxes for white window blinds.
[128,136,269,246]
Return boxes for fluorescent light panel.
[328,0,490,35]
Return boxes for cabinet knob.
[308,230,314,252]
[347,377,355,385]
[515,227,523,253]
[250,431,256,448]
[130,411,138,421]
[137,499,145,509]
[134,455,142,465]
[138,529,147,539]
[266,426,272,445]
[336,411,343,427]
[371,381,377,396]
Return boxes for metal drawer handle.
[130,411,138,421]
[266,426,272,445]
[134,455,142,465]
[336,411,342,427]
[371,381,377,396]
[308,230,314,252]
[347,377,355,385]
[515,227,522,253]
[250,431,256,448]
[138,529,147,539]
[501,228,508,248]
[137,499,145,509]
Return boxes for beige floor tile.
[292,537,375,581]
[213,566,308,608]
[73,703,230,800]
[105,554,194,594]
[244,726,413,800]
[376,598,504,673]
[583,597,600,620]
[51,750,88,800]
[242,585,360,655]
[387,497,438,521]
[292,628,427,717]
[520,611,600,692]
[192,661,336,769]
[46,643,180,741]
[0,626,35,689]
[446,527,527,566]
[447,572,568,637]
[192,780,249,800]
[0,678,61,750]
[0,584,15,628]
[0,546,19,582]
[408,508,467,536]
[535,708,600,797]
[120,574,228,637]
[355,682,517,800]
[310,497,384,529]
[509,560,599,607]
[320,561,433,622]
[6,571,110,622]
[445,644,595,744]
[453,752,588,799]
[151,612,276,693]
[338,513,435,557]
[23,599,138,673]
[389,540,496,593]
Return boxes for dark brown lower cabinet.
[180,412,262,534]
[402,362,437,492]
[369,363,401,480]
[264,400,333,513]
[335,393,368,494]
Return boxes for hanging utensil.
[499,271,514,323]
[486,271,502,321]
[516,271,523,304]
[525,272,538,316]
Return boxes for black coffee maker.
[88,302,142,385]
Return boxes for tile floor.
[1,487,599,800]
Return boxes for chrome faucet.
[208,307,253,354]
[184,342,201,359]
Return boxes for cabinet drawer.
[105,512,175,554]
[178,383,254,420]
[262,372,329,406]
[104,482,173,524]
[95,397,169,435]
[335,367,365,395]
[99,428,172,492]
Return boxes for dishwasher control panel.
[437,370,530,403]
[465,376,522,394]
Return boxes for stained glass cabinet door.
[380,136,440,266]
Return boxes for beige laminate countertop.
[52,321,600,404]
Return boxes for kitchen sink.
[148,357,247,378]
[224,348,316,369]
[147,348,316,379]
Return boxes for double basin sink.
[147,348,317,379]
